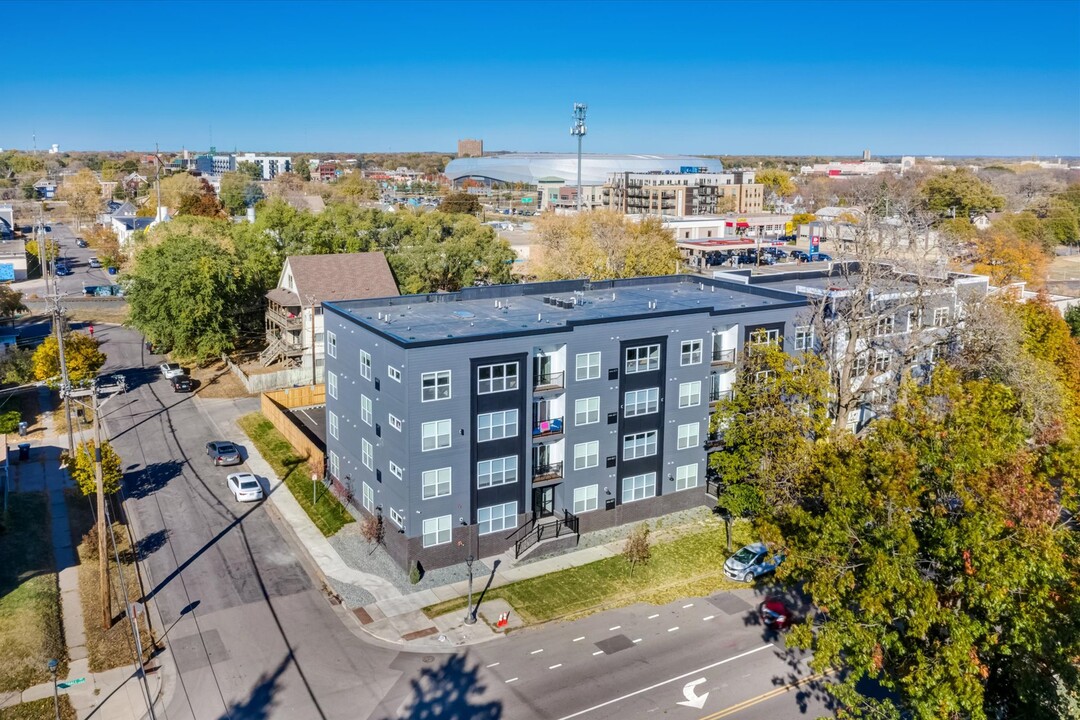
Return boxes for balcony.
[533,371,564,392]
[532,417,564,439]
[705,431,723,449]
[711,348,736,365]
[267,306,303,332]
[532,461,564,483]
[709,388,733,403]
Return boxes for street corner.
[476,598,522,633]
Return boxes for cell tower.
[570,103,587,212]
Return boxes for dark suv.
[170,376,193,393]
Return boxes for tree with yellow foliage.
[970,230,1048,287]
[32,333,106,387]
[59,169,104,230]
[532,210,679,280]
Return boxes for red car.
[759,598,793,629]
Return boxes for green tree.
[295,161,312,181]
[220,172,263,215]
[63,440,122,496]
[32,333,106,386]
[159,172,203,211]
[387,212,515,292]
[0,347,36,385]
[532,210,680,280]
[125,221,248,360]
[755,168,796,199]
[0,285,27,320]
[1065,305,1080,339]
[331,173,378,202]
[176,178,225,218]
[921,168,1005,219]
[438,192,481,215]
[0,409,21,444]
[236,160,262,181]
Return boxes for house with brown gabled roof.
[261,252,399,369]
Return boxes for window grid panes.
[389,414,403,432]
[361,395,372,426]
[676,463,699,491]
[794,326,814,351]
[422,419,451,451]
[575,352,600,381]
[575,396,600,426]
[477,456,517,488]
[422,467,451,499]
[679,381,701,408]
[421,371,451,402]
[623,431,658,460]
[478,363,518,394]
[389,460,403,480]
[328,450,339,478]
[360,350,372,380]
[389,507,404,528]
[422,515,451,547]
[678,422,699,450]
[326,332,336,358]
[750,329,780,346]
[477,410,518,442]
[624,387,659,417]
[625,345,660,374]
[478,502,517,536]
[362,482,374,513]
[681,339,703,366]
[387,365,401,383]
[573,485,599,514]
[327,371,338,399]
[328,410,338,440]
[362,439,373,469]
[574,441,599,470]
[933,307,950,327]
[622,473,656,503]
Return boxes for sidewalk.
[0,390,161,720]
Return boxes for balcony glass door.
[533,355,552,387]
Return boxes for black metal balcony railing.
[709,388,733,403]
[532,417,564,438]
[533,371,564,391]
[711,348,736,365]
[705,431,723,448]
[532,462,563,482]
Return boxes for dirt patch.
[191,360,252,399]
[65,307,131,326]
[3,391,47,443]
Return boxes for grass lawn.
[0,696,76,720]
[65,491,153,673]
[423,519,756,625]
[237,412,353,537]
[0,493,67,693]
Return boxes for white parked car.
[88,257,103,268]
[159,363,184,379]
[227,472,263,502]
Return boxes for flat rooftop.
[713,263,989,298]
[325,275,807,348]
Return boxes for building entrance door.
[533,485,555,518]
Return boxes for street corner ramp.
[594,634,635,655]
[708,593,753,615]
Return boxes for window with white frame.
[389,414,403,432]
[623,431,657,460]
[750,328,780,346]
[907,310,923,331]
[679,381,701,408]
[794,326,814,351]
[575,352,601,381]
[422,467,451,499]
[389,507,404,528]
[477,410,518,442]
[478,502,517,536]
[326,331,336,358]
[574,441,599,470]
[328,410,339,440]
[328,450,339,479]
[327,371,338,399]
[625,345,660,374]
[362,481,374,513]
[624,387,659,417]
[387,365,401,383]
[852,353,869,377]
[575,396,600,426]
[478,363,518,394]
[681,339,703,366]
[361,395,372,425]
[933,307,950,327]
[421,371,451,402]
[362,439,373,469]
[677,422,699,450]
[573,485,598,514]
[422,515,451,547]
[421,419,451,451]
[874,350,891,373]
[622,472,656,503]
[389,460,403,480]
[359,350,372,380]
[875,317,894,337]
[477,456,517,488]
[675,463,698,491]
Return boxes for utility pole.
[155,143,162,222]
[570,103,587,212]
[91,389,110,628]
[41,203,75,453]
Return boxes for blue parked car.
[813,253,834,262]
[723,542,785,583]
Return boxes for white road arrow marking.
[676,678,709,709]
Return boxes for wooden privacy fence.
[260,385,326,474]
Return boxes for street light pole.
[463,553,476,625]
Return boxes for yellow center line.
[698,672,829,720]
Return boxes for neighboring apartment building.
[261,252,400,373]
[322,275,807,572]
[195,153,293,179]
[606,171,764,217]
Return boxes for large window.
[478,363,518,394]
[622,473,656,503]
[389,414,403,432]
[574,441,599,470]
[360,350,372,380]
[749,329,780,346]
[328,410,339,440]
[575,352,601,381]
[675,463,699,491]
[677,422,699,450]
[477,456,517,488]
[422,419,451,451]
[624,387,659,417]
[387,365,401,383]
[361,395,372,426]
[362,481,374,513]
[422,515,451,547]
[421,371,451,402]
[623,431,657,460]
[875,317,894,337]
[625,345,660,374]
[794,326,814,351]
[477,410,518,442]
[328,450,339,479]
[575,396,600,426]
[679,381,701,408]
[422,467,451,499]
[327,371,338,399]
[874,350,891,373]
[681,339,703,366]
[362,439,373,469]
[389,507,404,528]
[852,353,869,378]
[573,485,599,514]
[326,331,336,358]
[478,502,517,536]
[933,307,950,327]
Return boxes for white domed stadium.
[444,153,723,186]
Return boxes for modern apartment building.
[607,171,764,217]
[194,152,293,179]
[322,275,807,572]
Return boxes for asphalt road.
[95,323,836,720]
[15,220,115,298]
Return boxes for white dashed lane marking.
[648,613,660,619]
[633,638,642,643]
[592,650,604,656]
[530,649,544,655]
[702,615,715,621]
[486,662,500,668]
[572,637,585,642]
[668,626,680,632]
[609,625,621,631]
[506,677,518,684]
[549,664,563,670]
[683,603,694,608]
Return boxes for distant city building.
[194,152,292,180]
[445,153,723,186]
[862,149,871,161]
[48,144,59,154]
[800,157,916,177]
[457,139,483,158]
[606,171,764,217]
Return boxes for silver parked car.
[723,542,784,583]
[206,441,242,466]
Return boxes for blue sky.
[3,0,1077,156]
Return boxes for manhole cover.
[422,655,435,663]
[594,635,635,655]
